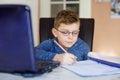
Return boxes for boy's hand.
[53,53,77,65]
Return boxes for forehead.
[58,22,80,31]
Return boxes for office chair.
[39,18,94,51]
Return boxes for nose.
[68,33,73,39]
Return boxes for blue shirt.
[35,38,90,61]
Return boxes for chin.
[65,45,73,48]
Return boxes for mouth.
[66,41,74,45]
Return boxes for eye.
[73,31,79,35]
[61,31,69,35]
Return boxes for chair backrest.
[39,18,94,51]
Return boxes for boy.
[35,10,90,65]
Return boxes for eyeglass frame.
[55,28,80,36]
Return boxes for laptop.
[0,5,59,76]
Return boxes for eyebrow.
[58,29,79,32]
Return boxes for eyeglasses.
[55,28,79,36]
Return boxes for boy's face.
[52,22,80,48]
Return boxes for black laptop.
[0,5,59,76]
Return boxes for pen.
[54,40,77,62]
[54,40,68,53]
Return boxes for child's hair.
[54,10,80,29]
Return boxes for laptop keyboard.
[36,61,60,72]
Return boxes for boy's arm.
[82,42,90,60]
[35,40,56,61]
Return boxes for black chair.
[39,18,94,51]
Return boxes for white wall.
[40,0,50,17]
[0,0,39,46]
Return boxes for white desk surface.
[0,67,120,80]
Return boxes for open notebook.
[0,5,59,77]
[62,52,120,77]
[61,60,120,77]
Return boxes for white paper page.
[61,60,120,77]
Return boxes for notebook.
[0,5,59,75]
[61,60,120,77]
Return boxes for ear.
[52,28,58,37]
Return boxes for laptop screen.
[0,5,37,72]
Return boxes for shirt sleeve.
[35,40,56,61]
[82,43,90,60]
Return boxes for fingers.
[53,53,77,65]
[61,53,77,65]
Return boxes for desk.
[0,67,120,80]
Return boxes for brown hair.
[54,10,80,29]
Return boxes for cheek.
[73,37,78,41]
[73,38,78,44]
[57,36,66,41]
[57,36,67,44]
